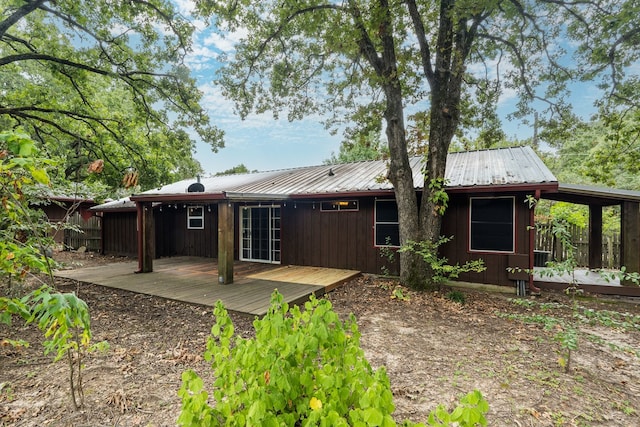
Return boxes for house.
[33,194,98,250]
[90,146,640,292]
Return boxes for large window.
[375,199,400,247]
[187,206,204,230]
[469,197,514,252]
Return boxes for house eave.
[445,182,559,194]
[130,192,226,203]
[289,189,396,199]
[223,192,290,201]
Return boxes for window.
[187,206,204,229]
[320,200,359,211]
[375,199,400,247]
[469,197,514,252]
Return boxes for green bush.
[179,291,489,427]
[445,290,466,305]
[179,291,397,426]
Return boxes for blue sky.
[175,1,600,176]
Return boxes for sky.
[173,1,601,176]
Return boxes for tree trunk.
[383,83,427,288]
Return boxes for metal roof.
[93,146,558,210]
[446,146,557,188]
[546,183,640,206]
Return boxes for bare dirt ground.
[1,251,640,427]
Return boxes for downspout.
[529,189,541,293]
[136,201,143,273]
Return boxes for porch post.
[621,201,640,285]
[137,201,154,273]
[218,200,234,284]
[588,205,603,269]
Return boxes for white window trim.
[187,206,205,230]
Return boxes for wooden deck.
[55,257,360,316]
[534,268,640,297]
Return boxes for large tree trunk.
[383,84,428,288]
[421,89,460,244]
[367,0,468,289]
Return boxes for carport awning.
[544,183,640,206]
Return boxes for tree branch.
[405,0,434,85]
[0,0,48,39]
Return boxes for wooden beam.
[588,205,603,269]
[621,201,640,285]
[218,201,234,284]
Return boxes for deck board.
[55,257,360,316]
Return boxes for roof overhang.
[224,192,290,201]
[444,182,559,195]
[130,192,226,203]
[543,183,640,206]
[290,190,396,199]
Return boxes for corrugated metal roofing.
[93,146,557,210]
[446,146,557,188]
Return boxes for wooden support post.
[136,202,154,273]
[218,201,234,285]
[621,201,640,285]
[588,205,603,269]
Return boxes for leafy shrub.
[179,291,489,427]
[1,130,107,409]
[445,290,466,305]
[179,291,397,426]
[400,237,485,290]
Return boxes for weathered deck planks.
[55,257,360,316]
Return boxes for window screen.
[470,197,514,252]
[375,199,400,247]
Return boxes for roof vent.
[328,168,335,176]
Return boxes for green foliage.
[445,290,466,305]
[179,291,489,427]
[179,291,397,426]
[427,178,449,216]
[500,293,640,373]
[1,130,106,409]
[0,1,221,191]
[400,237,486,291]
[391,286,410,301]
[215,164,256,176]
[0,129,55,292]
[549,203,587,229]
[23,286,108,409]
[27,287,92,362]
[423,390,489,427]
[325,130,387,165]
[379,238,399,277]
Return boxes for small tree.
[0,129,106,409]
[179,291,488,426]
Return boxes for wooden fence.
[535,223,620,269]
[63,213,101,252]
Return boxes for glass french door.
[240,206,281,263]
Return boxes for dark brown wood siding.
[440,192,531,287]
[155,205,217,258]
[102,211,138,257]
[281,199,395,273]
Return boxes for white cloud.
[203,28,249,53]
[172,0,196,15]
